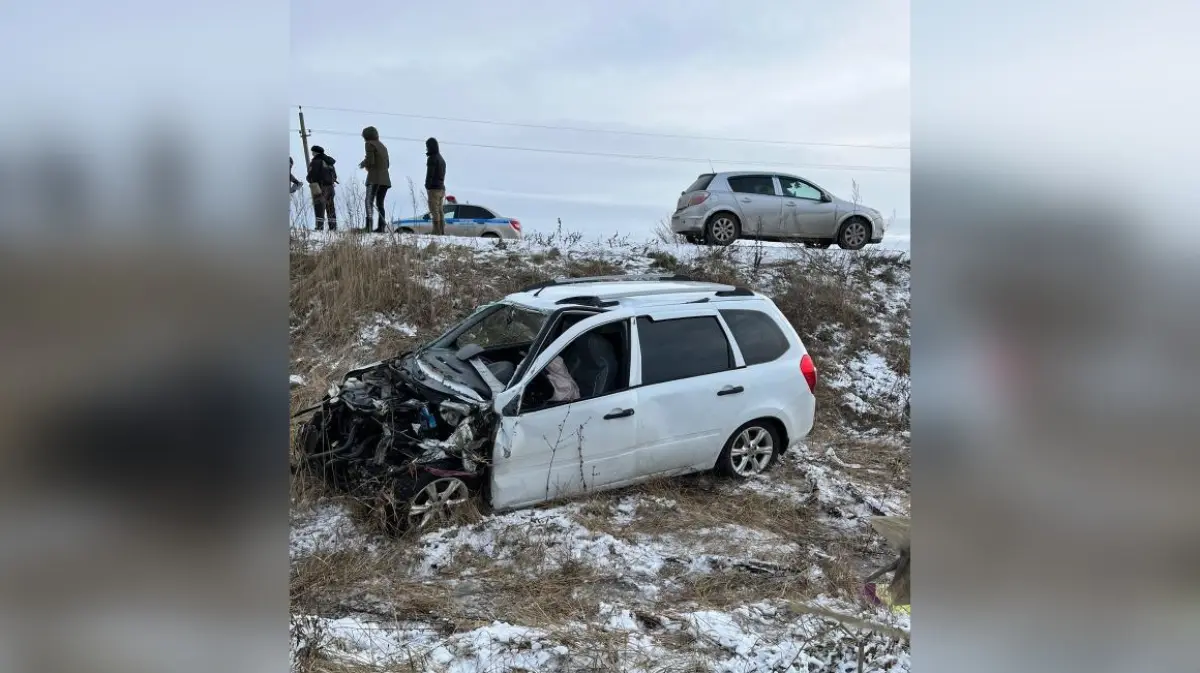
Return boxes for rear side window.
[457,205,494,219]
[685,174,715,193]
[726,175,776,196]
[637,316,733,385]
[719,309,791,366]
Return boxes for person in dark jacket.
[306,146,338,230]
[358,126,391,232]
[424,137,447,235]
[289,157,303,194]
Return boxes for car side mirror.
[422,214,430,220]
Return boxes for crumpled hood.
[425,137,439,155]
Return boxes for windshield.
[434,302,549,353]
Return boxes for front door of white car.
[489,314,640,511]
[629,307,749,476]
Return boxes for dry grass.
[288,233,910,664]
[291,547,454,619]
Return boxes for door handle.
[604,408,635,420]
[785,202,796,207]
[740,198,751,203]
[717,385,744,396]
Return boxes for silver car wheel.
[730,426,775,476]
[710,216,737,244]
[407,477,470,529]
[842,221,868,248]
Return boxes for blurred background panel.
[914,1,1200,672]
[0,0,288,672]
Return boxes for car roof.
[713,170,804,181]
[448,202,498,213]
[505,277,770,313]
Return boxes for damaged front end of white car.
[294,352,499,531]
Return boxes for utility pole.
[298,106,312,167]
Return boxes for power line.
[292,128,911,174]
[295,104,910,151]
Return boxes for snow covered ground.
[289,232,910,672]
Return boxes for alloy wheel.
[842,221,868,248]
[711,217,737,244]
[730,426,775,476]
[407,478,470,529]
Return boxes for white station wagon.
[297,274,818,529]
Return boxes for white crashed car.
[296,274,817,530]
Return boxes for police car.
[393,195,523,240]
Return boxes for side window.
[726,175,777,196]
[423,205,457,220]
[458,205,491,219]
[637,316,733,386]
[778,176,824,201]
[522,320,630,412]
[719,309,791,366]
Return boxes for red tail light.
[510,219,521,232]
[445,195,457,204]
[687,191,710,207]
[800,354,817,393]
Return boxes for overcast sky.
[290,0,910,237]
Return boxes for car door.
[490,313,640,511]
[411,204,455,235]
[776,175,839,238]
[629,307,749,476]
[725,175,783,238]
[454,204,490,237]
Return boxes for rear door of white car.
[629,306,748,476]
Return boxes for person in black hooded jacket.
[306,146,338,230]
[424,137,447,235]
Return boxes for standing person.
[289,157,302,193]
[424,137,447,235]
[306,146,338,231]
[358,126,391,233]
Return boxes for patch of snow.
[416,504,801,580]
[357,313,418,346]
[289,374,305,388]
[290,503,368,559]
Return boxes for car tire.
[481,232,501,239]
[379,463,479,534]
[804,241,832,249]
[714,419,782,479]
[397,227,416,235]
[836,218,871,250]
[705,212,741,246]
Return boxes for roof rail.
[521,273,697,295]
[714,287,755,297]
[555,296,619,308]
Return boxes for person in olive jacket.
[424,137,447,235]
[359,126,391,232]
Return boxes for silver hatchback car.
[670,171,887,249]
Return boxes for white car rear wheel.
[716,420,780,478]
